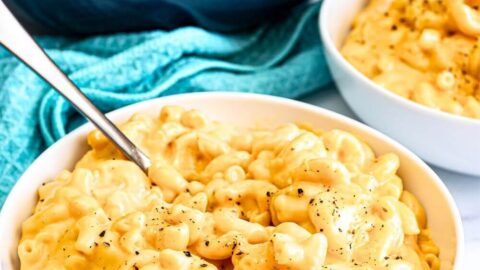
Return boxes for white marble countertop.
[302,85,480,269]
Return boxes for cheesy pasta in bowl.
[0,93,462,270]
[342,0,480,119]
[320,0,480,175]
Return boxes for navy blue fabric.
[5,0,306,34]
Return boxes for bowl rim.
[0,92,465,268]
[319,0,480,127]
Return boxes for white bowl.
[0,93,463,269]
[319,0,480,176]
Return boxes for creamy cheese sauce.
[19,106,439,269]
[342,0,480,119]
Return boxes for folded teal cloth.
[0,2,331,206]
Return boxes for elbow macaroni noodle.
[19,106,439,269]
[342,0,480,119]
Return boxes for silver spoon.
[0,1,151,172]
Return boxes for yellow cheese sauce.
[342,0,480,118]
[19,106,439,269]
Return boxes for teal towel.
[0,2,331,206]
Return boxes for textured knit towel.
[0,2,331,206]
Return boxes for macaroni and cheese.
[342,0,480,118]
[19,106,439,269]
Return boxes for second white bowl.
[319,0,480,176]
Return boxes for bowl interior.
[0,93,462,269]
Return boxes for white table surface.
[302,84,480,269]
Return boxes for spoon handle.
[0,1,151,172]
